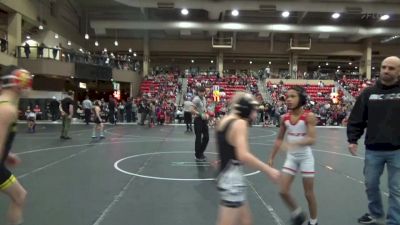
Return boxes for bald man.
[347,56,400,225]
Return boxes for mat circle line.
[114,151,261,181]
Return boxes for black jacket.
[347,80,400,150]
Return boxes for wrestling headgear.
[1,67,33,90]
[232,92,259,119]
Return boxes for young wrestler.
[268,86,318,225]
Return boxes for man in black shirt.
[125,98,133,123]
[347,56,400,225]
[60,91,74,139]
[49,97,60,121]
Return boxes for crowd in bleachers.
[338,76,376,97]
[20,73,372,128]
[17,44,140,71]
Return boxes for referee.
[191,86,209,162]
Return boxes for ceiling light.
[337,66,341,69]
[39,25,44,30]
[129,48,132,53]
[355,66,358,69]
[231,9,239,17]
[381,35,400,43]
[104,48,107,52]
[282,11,290,18]
[249,61,253,64]
[210,60,214,63]
[348,62,352,65]
[26,35,30,39]
[332,13,340,19]
[191,59,194,63]
[133,52,137,57]
[181,8,189,15]
[67,41,71,46]
[85,34,89,40]
[269,61,272,65]
[380,14,390,21]
[114,40,118,46]
[55,34,59,39]
[326,62,329,66]
[318,65,321,68]
[70,76,74,79]
[372,67,375,70]
[79,48,83,52]
[95,41,99,46]
[31,74,35,77]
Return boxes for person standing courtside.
[191,86,209,161]
[60,91,74,140]
[82,96,92,125]
[347,56,400,225]
[183,96,193,133]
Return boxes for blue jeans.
[364,150,400,225]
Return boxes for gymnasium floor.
[0,123,389,225]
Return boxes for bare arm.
[0,105,16,157]
[69,103,74,117]
[230,120,278,179]
[269,116,286,161]
[292,112,317,147]
[95,107,101,120]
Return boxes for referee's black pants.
[194,117,209,158]
[84,109,91,125]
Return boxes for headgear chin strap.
[1,69,33,90]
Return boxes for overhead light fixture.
[380,14,390,21]
[336,69,340,72]
[355,66,358,69]
[372,66,375,70]
[114,40,119,46]
[337,66,341,69]
[26,35,31,39]
[55,34,59,39]
[348,62,352,65]
[318,65,321,68]
[70,76,74,79]
[84,13,90,40]
[79,48,83,52]
[181,8,189,15]
[67,41,71,46]
[249,60,253,64]
[282,11,290,18]
[133,52,137,57]
[191,59,194,63]
[129,48,132,53]
[231,9,239,17]
[39,25,44,30]
[31,74,35,77]
[326,62,329,66]
[104,48,107,52]
[269,61,272,65]
[332,13,340,19]
[288,62,290,65]
[95,41,99,46]
[210,60,214,63]
[381,35,400,43]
